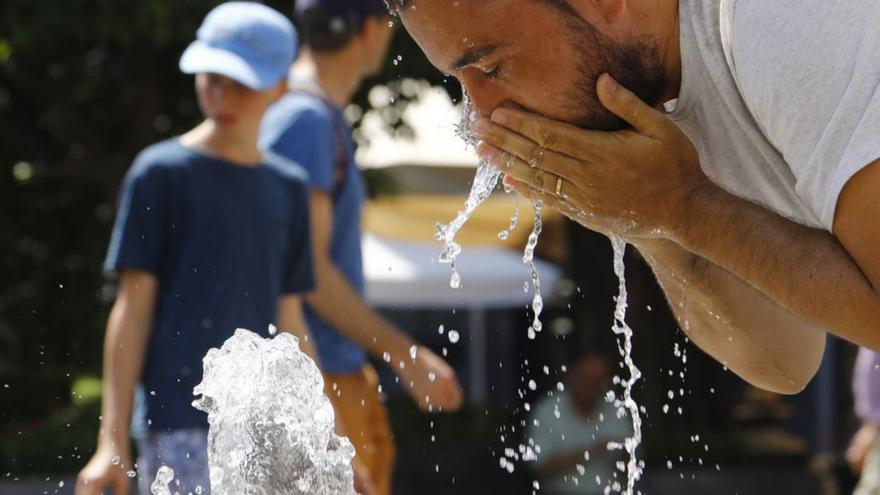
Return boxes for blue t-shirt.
[260,91,368,374]
[105,139,314,434]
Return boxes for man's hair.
[297,8,384,52]
[386,0,575,16]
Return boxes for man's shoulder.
[262,152,310,187]
[264,92,335,132]
[126,139,191,183]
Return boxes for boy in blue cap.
[261,1,463,494]
[76,3,315,494]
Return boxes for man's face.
[399,0,666,132]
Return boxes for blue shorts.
[136,428,210,495]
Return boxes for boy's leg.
[326,365,396,495]
[136,428,211,494]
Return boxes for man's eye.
[483,64,502,80]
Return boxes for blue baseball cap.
[180,2,299,90]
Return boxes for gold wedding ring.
[555,176,564,196]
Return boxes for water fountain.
[148,329,356,495]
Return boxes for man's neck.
[658,0,682,103]
[292,49,364,107]
[180,121,262,167]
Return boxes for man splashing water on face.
[392,0,880,395]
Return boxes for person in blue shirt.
[260,1,463,493]
[75,4,315,495]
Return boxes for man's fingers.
[503,176,593,227]
[596,73,666,137]
[476,141,582,194]
[481,108,610,162]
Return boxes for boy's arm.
[305,190,463,412]
[277,294,318,364]
[76,269,158,495]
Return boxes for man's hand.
[353,459,378,495]
[75,441,132,495]
[472,73,708,242]
[848,423,880,475]
[396,346,463,412]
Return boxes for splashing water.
[497,192,520,241]
[522,201,544,340]
[436,95,502,289]
[150,466,175,495]
[435,162,502,289]
[436,95,544,337]
[605,237,643,494]
[190,328,356,494]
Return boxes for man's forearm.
[670,183,880,345]
[305,259,414,364]
[634,237,826,393]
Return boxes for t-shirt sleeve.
[730,0,880,230]
[264,107,338,193]
[281,183,315,294]
[104,160,167,275]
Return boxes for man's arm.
[305,190,463,411]
[277,294,318,363]
[634,160,880,393]
[477,76,880,394]
[76,270,157,495]
[632,236,827,394]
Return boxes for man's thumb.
[597,73,662,136]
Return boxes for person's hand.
[353,459,378,495]
[472,73,710,242]
[75,441,132,495]
[397,346,463,412]
[848,422,879,474]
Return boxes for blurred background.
[0,1,864,493]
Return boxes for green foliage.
[0,173,112,421]
[71,376,103,406]
[0,396,102,474]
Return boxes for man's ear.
[357,15,380,44]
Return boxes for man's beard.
[561,15,668,131]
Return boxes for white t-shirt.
[669,0,880,231]
[529,393,632,495]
